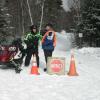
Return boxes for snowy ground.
[0,33,100,100]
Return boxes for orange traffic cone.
[30,55,39,75]
[68,50,78,76]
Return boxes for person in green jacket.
[24,25,42,67]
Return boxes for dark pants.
[43,50,53,64]
[25,49,39,67]
[20,49,26,61]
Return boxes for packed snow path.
[0,33,100,100]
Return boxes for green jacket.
[24,32,42,49]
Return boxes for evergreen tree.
[42,0,63,31]
[78,0,100,46]
[0,0,13,44]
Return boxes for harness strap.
[42,31,56,47]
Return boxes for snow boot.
[44,68,47,72]
[15,66,22,73]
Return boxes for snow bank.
[1,31,100,100]
[78,47,100,59]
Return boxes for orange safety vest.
[42,31,56,47]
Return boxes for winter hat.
[30,25,37,30]
[45,23,53,28]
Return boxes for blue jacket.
[42,31,56,51]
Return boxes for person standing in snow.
[24,25,42,67]
[42,24,56,71]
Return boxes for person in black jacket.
[24,25,42,67]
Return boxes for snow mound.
[78,47,100,59]
[55,32,74,51]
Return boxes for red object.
[30,65,39,75]
[51,60,63,73]
[68,54,78,76]
[30,55,39,75]
[0,46,17,63]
